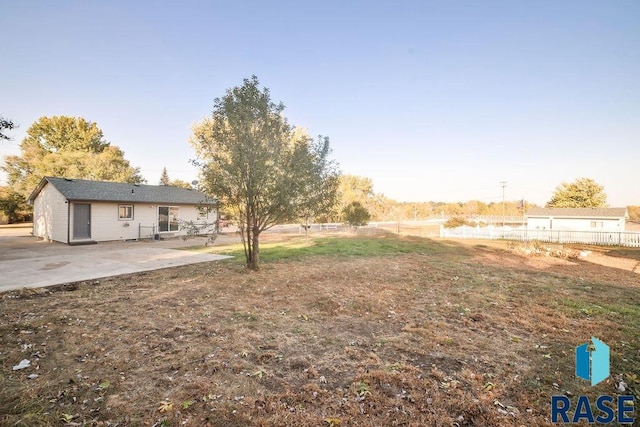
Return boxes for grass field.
[1,233,639,426]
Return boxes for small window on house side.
[197,206,210,219]
[119,205,134,220]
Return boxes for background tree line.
[329,175,640,224]
[159,166,192,189]
[0,116,143,223]
[1,105,637,232]
[330,174,533,223]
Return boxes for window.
[590,221,603,228]
[197,205,212,219]
[119,205,134,220]
[158,206,179,232]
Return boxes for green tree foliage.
[342,201,371,227]
[160,167,170,185]
[0,187,28,223]
[546,177,607,208]
[0,116,16,141]
[2,116,144,198]
[190,76,339,270]
[334,174,398,222]
[338,175,374,209]
[169,179,193,189]
[158,167,190,188]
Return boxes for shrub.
[443,217,473,228]
[343,201,371,227]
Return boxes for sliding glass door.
[158,206,179,232]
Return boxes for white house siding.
[32,185,69,243]
[527,216,625,231]
[527,217,551,230]
[76,202,140,242]
[69,202,216,242]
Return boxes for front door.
[73,204,91,239]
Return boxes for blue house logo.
[552,337,634,424]
[575,337,609,386]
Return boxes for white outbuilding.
[526,207,628,232]
[28,177,218,244]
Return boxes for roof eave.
[63,198,219,205]
[27,176,219,206]
[27,176,54,204]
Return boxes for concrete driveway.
[0,225,233,292]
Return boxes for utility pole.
[500,181,507,227]
[521,198,526,234]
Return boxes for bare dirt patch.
[1,235,639,426]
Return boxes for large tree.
[0,116,16,141]
[190,76,339,269]
[546,177,608,208]
[337,174,374,214]
[3,116,144,198]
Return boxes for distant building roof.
[526,207,627,218]
[28,177,217,205]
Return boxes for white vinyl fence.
[440,226,640,248]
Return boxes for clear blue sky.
[2,1,639,206]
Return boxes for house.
[526,207,628,231]
[28,177,218,244]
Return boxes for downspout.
[67,199,70,244]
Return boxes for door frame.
[157,205,180,233]
[72,203,92,240]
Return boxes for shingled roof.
[526,207,627,218]
[28,177,217,205]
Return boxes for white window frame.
[118,204,134,221]
[158,206,179,232]
[197,205,213,219]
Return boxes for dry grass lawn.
[1,233,639,426]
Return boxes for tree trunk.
[248,231,260,270]
[242,206,253,268]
